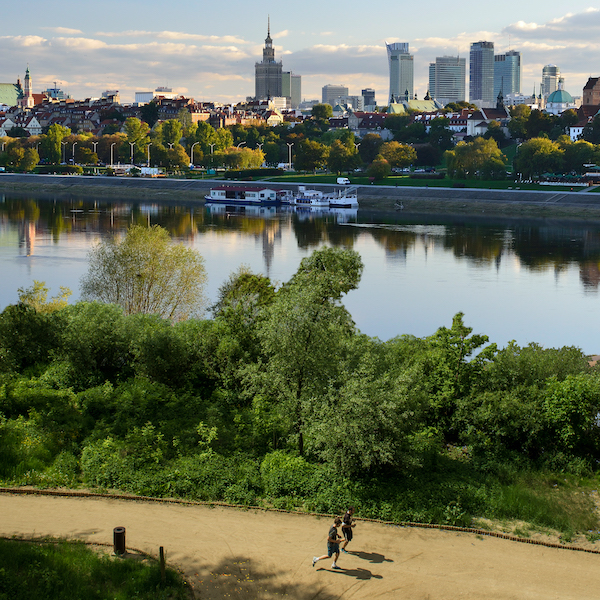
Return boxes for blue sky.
[1,1,599,105]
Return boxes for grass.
[0,538,189,600]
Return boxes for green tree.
[311,104,333,121]
[378,141,417,168]
[358,133,383,164]
[139,101,159,128]
[41,124,70,164]
[18,147,39,172]
[257,247,364,455]
[428,117,454,151]
[445,137,506,179]
[161,119,184,147]
[17,281,71,313]
[366,158,391,180]
[294,139,329,172]
[513,137,564,178]
[80,225,207,320]
[483,121,506,144]
[124,117,150,163]
[326,139,359,174]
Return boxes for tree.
[19,148,39,172]
[311,104,333,121]
[41,123,70,164]
[359,133,383,164]
[80,225,207,320]
[483,121,506,144]
[257,247,364,455]
[124,117,150,162]
[326,139,359,174]
[17,280,71,313]
[140,101,159,128]
[378,141,417,168]
[366,158,391,180]
[428,117,454,151]
[161,119,184,147]
[294,139,328,172]
[445,137,506,179]
[513,138,564,178]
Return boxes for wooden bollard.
[160,546,166,584]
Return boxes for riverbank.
[2,173,600,219]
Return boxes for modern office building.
[255,19,282,100]
[494,50,521,98]
[428,56,466,105]
[362,88,376,108]
[322,84,348,106]
[386,42,413,104]
[541,65,560,97]
[469,41,494,107]
[282,71,301,109]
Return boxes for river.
[1,193,599,353]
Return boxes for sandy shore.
[2,491,600,599]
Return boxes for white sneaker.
[312,557,318,567]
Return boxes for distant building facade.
[428,56,466,105]
[386,42,413,104]
[494,50,520,97]
[361,88,376,109]
[470,41,494,107]
[322,84,348,106]
[282,72,301,109]
[583,77,600,106]
[541,65,560,97]
[255,19,282,100]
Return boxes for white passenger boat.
[289,185,359,209]
[328,186,359,209]
[204,186,279,205]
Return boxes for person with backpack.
[312,517,343,570]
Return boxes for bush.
[260,451,317,498]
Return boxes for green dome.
[547,89,573,104]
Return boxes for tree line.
[1,227,599,531]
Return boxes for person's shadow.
[347,551,393,564]
[322,567,383,580]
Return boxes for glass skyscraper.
[386,42,413,104]
[494,51,521,98]
[469,41,494,107]
[428,56,466,104]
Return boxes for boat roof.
[211,185,274,192]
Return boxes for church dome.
[547,88,573,104]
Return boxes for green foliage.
[445,137,506,180]
[514,137,564,178]
[366,158,391,180]
[80,224,207,320]
[311,104,333,120]
[260,451,318,498]
[0,538,188,600]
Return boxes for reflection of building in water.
[18,220,37,256]
[580,262,600,291]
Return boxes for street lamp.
[61,141,67,163]
[257,143,264,151]
[129,142,135,164]
[72,142,77,163]
[92,141,98,155]
[146,143,152,167]
[190,142,199,166]
[236,141,246,148]
[110,142,117,167]
[286,142,294,169]
[167,143,174,150]
[209,143,216,154]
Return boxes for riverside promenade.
[1,172,600,217]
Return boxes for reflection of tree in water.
[290,212,361,249]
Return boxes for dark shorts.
[327,542,340,557]
[343,527,353,542]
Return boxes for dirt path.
[1,492,599,599]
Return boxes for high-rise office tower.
[255,18,282,100]
[322,84,349,106]
[541,65,560,97]
[428,56,466,104]
[282,72,301,109]
[362,88,376,108]
[494,50,521,98]
[386,42,413,103]
[469,41,494,107]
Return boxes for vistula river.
[1,192,600,354]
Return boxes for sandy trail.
[1,493,599,599]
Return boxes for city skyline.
[1,2,599,105]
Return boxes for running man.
[312,517,343,570]
[341,506,355,552]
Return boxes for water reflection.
[2,194,600,351]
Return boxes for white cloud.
[41,27,83,35]
[95,30,248,44]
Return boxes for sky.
[1,1,599,106]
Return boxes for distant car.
[337,177,350,185]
